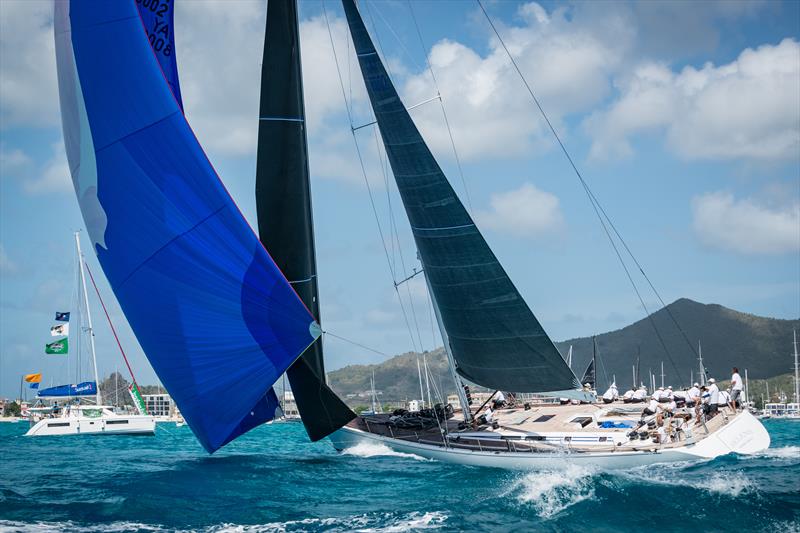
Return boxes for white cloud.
[22,142,72,195]
[476,182,564,238]
[0,1,59,129]
[0,145,31,172]
[692,191,800,254]
[586,38,800,161]
[404,2,630,160]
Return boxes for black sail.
[342,0,580,393]
[256,0,355,440]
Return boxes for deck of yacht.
[350,401,733,454]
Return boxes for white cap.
[708,378,716,384]
[693,382,699,387]
[668,386,673,390]
[658,386,664,390]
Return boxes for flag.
[45,337,69,355]
[55,311,70,322]
[29,382,40,390]
[24,373,42,383]
[50,323,69,337]
[129,383,147,415]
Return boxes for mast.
[423,353,432,408]
[744,368,749,405]
[567,345,572,369]
[416,356,425,409]
[75,232,101,406]
[697,341,706,385]
[794,329,799,405]
[660,361,665,389]
[632,365,635,389]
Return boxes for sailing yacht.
[53,0,769,465]
[26,233,155,437]
[248,0,768,467]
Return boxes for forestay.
[342,0,580,394]
[54,0,318,452]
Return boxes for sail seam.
[116,204,226,290]
[94,111,179,154]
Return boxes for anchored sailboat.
[26,232,156,437]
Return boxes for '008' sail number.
[137,0,173,57]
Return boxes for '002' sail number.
[137,0,173,57]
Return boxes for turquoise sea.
[0,419,798,532]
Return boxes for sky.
[0,0,798,398]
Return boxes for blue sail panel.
[38,381,97,398]
[54,0,319,452]
[136,0,182,110]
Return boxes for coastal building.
[142,393,179,418]
[281,391,299,418]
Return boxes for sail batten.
[256,0,355,440]
[342,0,580,394]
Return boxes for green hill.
[328,299,798,401]
[558,298,798,390]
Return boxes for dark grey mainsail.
[256,0,355,440]
[342,0,580,393]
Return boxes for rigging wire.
[322,0,420,353]
[476,0,687,385]
[405,0,473,214]
[323,330,390,358]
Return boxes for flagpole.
[75,232,102,406]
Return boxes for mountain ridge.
[327,298,798,401]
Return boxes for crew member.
[730,367,743,411]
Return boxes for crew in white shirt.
[602,383,619,404]
[632,387,647,403]
[622,389,635,402]
[703,378,720,418]
[730,367,743,410]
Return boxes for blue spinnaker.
[38,381,97,398]
[54,0,319,452]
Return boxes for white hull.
[26,413,155,437]
[329,410,770,470]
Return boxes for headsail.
[256,0,355,440]
[342,0,580,394]
[54,0,319,452]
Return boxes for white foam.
[340,441,430,462]
[0,514,448,533]
[695,472,754,497]
[757,446,800,460]
[504,464,596,519]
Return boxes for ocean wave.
[754,446,800,460]
[0,512,448,533]
[339,442,430,462]
[503,464,596,519]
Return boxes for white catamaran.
[26,233,155,437]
